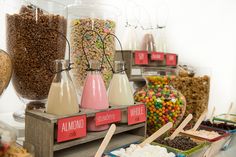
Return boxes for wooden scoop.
[139,122,173,147]
[225,102,234,121]
[209,106,216,123]
[167,114,193,140]
[227,102,234,114]
[192,109,208,131]
[94,124,116,157]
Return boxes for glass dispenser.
[5,0,67,121]
[6,0,67,104]
[68,0,119,99]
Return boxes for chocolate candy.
[157,136,198,151]
[134,76,186,135]
[202,121,236,131]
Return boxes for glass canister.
[134,68,186,135]
[68,0,118,97]
[6,0,67,104]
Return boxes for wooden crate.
[24,105,146,157]
[115,50,178,81]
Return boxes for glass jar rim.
[67,1,121,18]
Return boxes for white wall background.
[0,0,236,116]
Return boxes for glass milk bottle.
[108,61,134,106]
[108,61,134,123]
[81,60,109,131]
[46,60,79,115]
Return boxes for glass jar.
[0,49,12,97]
[134,68,186,135]
[6,0,67,104]
[68,0,118,97]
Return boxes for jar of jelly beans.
[134,68,186,135]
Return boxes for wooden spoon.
[227,102,234,114]
[139,122,173,147]
[209,106,216,123]
[94,124,116,157]
[192,109,208,131]
[167,114,193,140]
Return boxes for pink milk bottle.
[81,60,109,131]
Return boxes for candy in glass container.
[134,68,186,135]
[68,0,119,99]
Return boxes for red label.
[134,51,148,65]
[128,104,146,125]
[151,52,164,61]
[166,53,177,66]
[57,115,86,143]
[96,109,121,126]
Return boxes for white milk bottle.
[46,60,79,115]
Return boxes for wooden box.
[24,105,146,157]
[115,50,178,81]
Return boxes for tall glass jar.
[6,0,67,104]
[68,0,118,99]
[134,68,186,135]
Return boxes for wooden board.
[24,105,146,157]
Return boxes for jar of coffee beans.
[68,0,119,99]
[6,0,67,103]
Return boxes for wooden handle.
[227,102,234,114]
[192,110,208,131]
[139,122,173,147]
[210,107,216,123]
[94,124,116,157]
[168,114,193,140]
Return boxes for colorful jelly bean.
[134,75,186,135]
